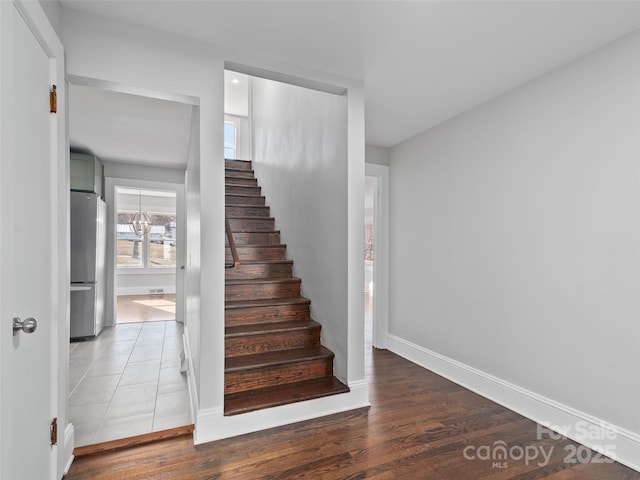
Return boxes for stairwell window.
[224,121,236,159]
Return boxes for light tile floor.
[69,321,191,446]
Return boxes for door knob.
[179,265,185,270]
[13,317,38,336]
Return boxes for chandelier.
[129,190,151,236]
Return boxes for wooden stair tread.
[227,231,280,234]
[224,243,286,249]
[225,174,255,179]
[225,159,251,164]
[225,167,254,174]
[225,345,333,372]
[227,215,274,220]
[225,204,267,207]
[225,185,262,195]
[225,182,259,187]
[226,320,320,337]
[225,277,300,286]
[225,296,310,309]
[225,204,269,209]
[227,259,292,265]
[224,377,350,416]
[225,180,257,185]
[226,193,264,198]
[225,180,258,186]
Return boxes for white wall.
[251,77,349,380]
[389,30,640,468]
[365,144,389,166]
[103,161,185,184]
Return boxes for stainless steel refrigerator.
[70,192,107,339]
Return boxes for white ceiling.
[63,0,640,150]
[69,84,193,168]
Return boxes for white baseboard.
[61,423,75,477]
[193,381,369,445]
[116,286,176,296]
[387,334,640,473]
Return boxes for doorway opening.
[115,187,178,324]
[67,81,194,448]
[364,162,389,361]
[364,176,375,355]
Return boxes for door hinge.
[50,417,58,446]
[49,85,57,114]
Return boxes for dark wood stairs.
[225,159,349,415]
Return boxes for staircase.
[224,159,349,415]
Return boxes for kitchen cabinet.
[71,152,103,196]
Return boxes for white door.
[0,2,63,479]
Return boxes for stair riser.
[224,377,350,416]
[225,205,270,217]
[225,185,261,196]
[225,195,266,206]
[226,231,280,245]
[225,359,333,394]
[225,281,301,302]
[225,262,292,280]
[225,169,254,179]
[226,177,257,186]
[227,218,274,232]
[225,246,286,262]
[225,159,252,170]
[225,303,310,326]
[225,328,321,358]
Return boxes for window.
[224,121,236,159]
[148,214,176,267]
[116,189,177,269]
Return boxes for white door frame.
[0,1,70,478]
[104,177,185,326]
[365,163,389,349]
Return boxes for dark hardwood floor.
[65,348,640,479]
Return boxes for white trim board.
[225,61,347,96]
[386,334,640,473]
[67,75,200,106]
[62,424,75,476]
[194,382,369,444]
